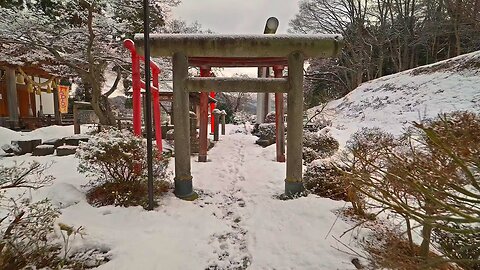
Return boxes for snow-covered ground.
[0,125,363,270]
[314,50,480,147]
[0,125,91,150]
[3,51,478,270]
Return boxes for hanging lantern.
[35,87,42,96]
[47,83,52,93]
[27,83,34,93]
[16,73,25,85]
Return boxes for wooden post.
[221,111,226,135]
[173,52,197,200]
[73,103,80,134]
[213,109,220,141]
[189,111,199,153]
[198,68,210,162]
[6,68,19,128]
[274,66,285,162]
[209,92,216,134]
[53,87,62,124]
[285,52,305,196]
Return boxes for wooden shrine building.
[0,63,63,130]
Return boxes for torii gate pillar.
[172,52,195,199]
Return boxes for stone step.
[33,145,55,156]
[56,145,78,156]
[11,139,42,155]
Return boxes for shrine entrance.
[134,34,343,199]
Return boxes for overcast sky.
[172,0,301,77]
[173,0,300,34]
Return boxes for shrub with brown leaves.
[341,111,480,265]
[302,131,339,164]
[77,129,171,208]
[304,160,348,200]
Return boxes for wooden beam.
[134,34,343,58]
[186,77,288,93]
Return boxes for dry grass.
[365,229,462,270]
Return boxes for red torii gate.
[189,57,287,163]
[124,41,287,163]
[124,39,162,157]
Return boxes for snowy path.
[195,134,250,269]
[185,126,361,269]
[0,125,362,270]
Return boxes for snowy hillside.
[316,51,480,146]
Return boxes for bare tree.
[290,0,480,104]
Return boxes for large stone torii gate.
[134,34,343,200]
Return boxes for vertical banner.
[57,85,69,113]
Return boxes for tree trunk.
[419,221,432,258]
[405,215,414,252]
[377,51,384,78]
[420,202,434,258]
[90,82,116,125]
[454,20,461,56]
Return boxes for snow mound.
[0,127,20,146]
[0,125,95,154]
[33,183,85,209]
[316,50,480,147]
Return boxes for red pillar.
[199,68,210,162]
[124,40,142,137]
[274,65,285,162]
[151,65,163,158]
[210,91,216,134]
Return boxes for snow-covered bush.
[302,131,339,163]
[312,116,332,130]
[342,111,480,262]
[0,163,64,268]
[0,198,60,270]
[255,123,277,147]
[77,129,170,207]
[303,160,349,201]
[232,111,252,125]
[264,111,276,123]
